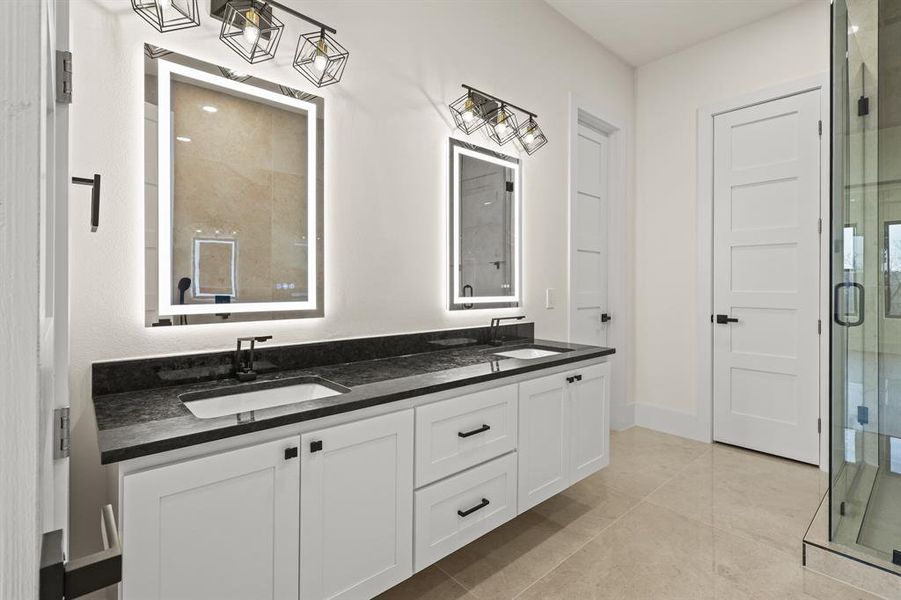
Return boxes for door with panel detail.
[571,123,610,346]
[518,373,570,512]
[712,89,821,464]
[300,410,414,600]
[122,436,301,600]
[569,362,610,482]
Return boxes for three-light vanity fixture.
[131,0,349,87]
[449,85,548,155]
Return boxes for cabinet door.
[300,410,414,600]
[517,372,570,513]
[122,436,300,600]
[569,362,611,484]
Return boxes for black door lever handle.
[714,314,739,324]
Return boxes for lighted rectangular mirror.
[448,139,521,310]
[144,46,324,326]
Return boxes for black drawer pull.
[457,498,490,517]
[458,424,490,438]
[284,447,299,460]
[574,374,582,382]
[566,376,576,384]
[310,440,323,453]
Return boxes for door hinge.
[818,319,822,335]
[818,218,822,234]
[818,120,823,136]
[53,407,70,459]
[858,95,870,117]
[56,50,72,104]
[817,417,822,434]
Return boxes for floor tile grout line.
[434,564,483,599]
[509,444,714,600]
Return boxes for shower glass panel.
[830,0,901,567]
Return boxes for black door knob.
[601,313,612,323]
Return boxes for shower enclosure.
[831,0,901,568]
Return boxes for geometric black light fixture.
[208,0,348,87]
[294,28,349,88]
[219,0,284,64]
[448,89,491,134]
[450,84,548,154]
[131,0,201,33]
[485,103,519,146]
[516,117,548,155]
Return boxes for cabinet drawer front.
[414,452,517,572]
[415,384,518,487]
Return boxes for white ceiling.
[544,0,809,66]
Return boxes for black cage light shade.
[132,0,200,33]
[293,30,349,88]
[219,1,284,64]
[485,104,519,146]
[517,117,548,155]
[449,92,490,135]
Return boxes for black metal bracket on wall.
[40,505,122,600]
[71,174,101,232]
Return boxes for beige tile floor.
[378,427,883,600]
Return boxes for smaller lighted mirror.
[448,139,521,310]
[144,46,324,326]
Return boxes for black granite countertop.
[93,327,613,464]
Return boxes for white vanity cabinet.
[299,410,414,600]
[121,436,301,600]
[518,362,610,512]
[116,358,610,600]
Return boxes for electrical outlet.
[545,288,555,309]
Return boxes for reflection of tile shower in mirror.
[448,139,520,310]
[459,155,514,298]
[170,78,308,305]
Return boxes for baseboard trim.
[634,403,710,443]
[611,403,635,431]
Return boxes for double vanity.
[93,324,613,599]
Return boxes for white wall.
[68,0,635,557]
[632,2,829,439]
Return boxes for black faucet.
[234,335,272,382]
[488,316,526,346]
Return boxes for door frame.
[696,74,830,469]
[568,94,631,430]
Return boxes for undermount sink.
[494,348,562,360]
[180,377,350,419]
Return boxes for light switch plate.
[545,288,555,309]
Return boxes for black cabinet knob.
[310,440,323,453]
[284,447,299,460]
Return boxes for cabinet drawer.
[414,452,517,572]
[415,384,517,487]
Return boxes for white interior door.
[712,89,821,465]
[570,122,610,346]
[41,0,70,543]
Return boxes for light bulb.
[461,97,476,123]
[524,132,535,145]
[495,122,509,137]
[157,0,172,9]
[313,53,328,72]
[242,9,260,46]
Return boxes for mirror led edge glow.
[451,144,522,306]
[157,59,318,316]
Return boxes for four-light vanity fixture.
[449,85,548,155]
[131,0,349,87]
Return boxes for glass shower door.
[830,0,901,568]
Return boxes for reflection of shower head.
[177,277,191,305]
